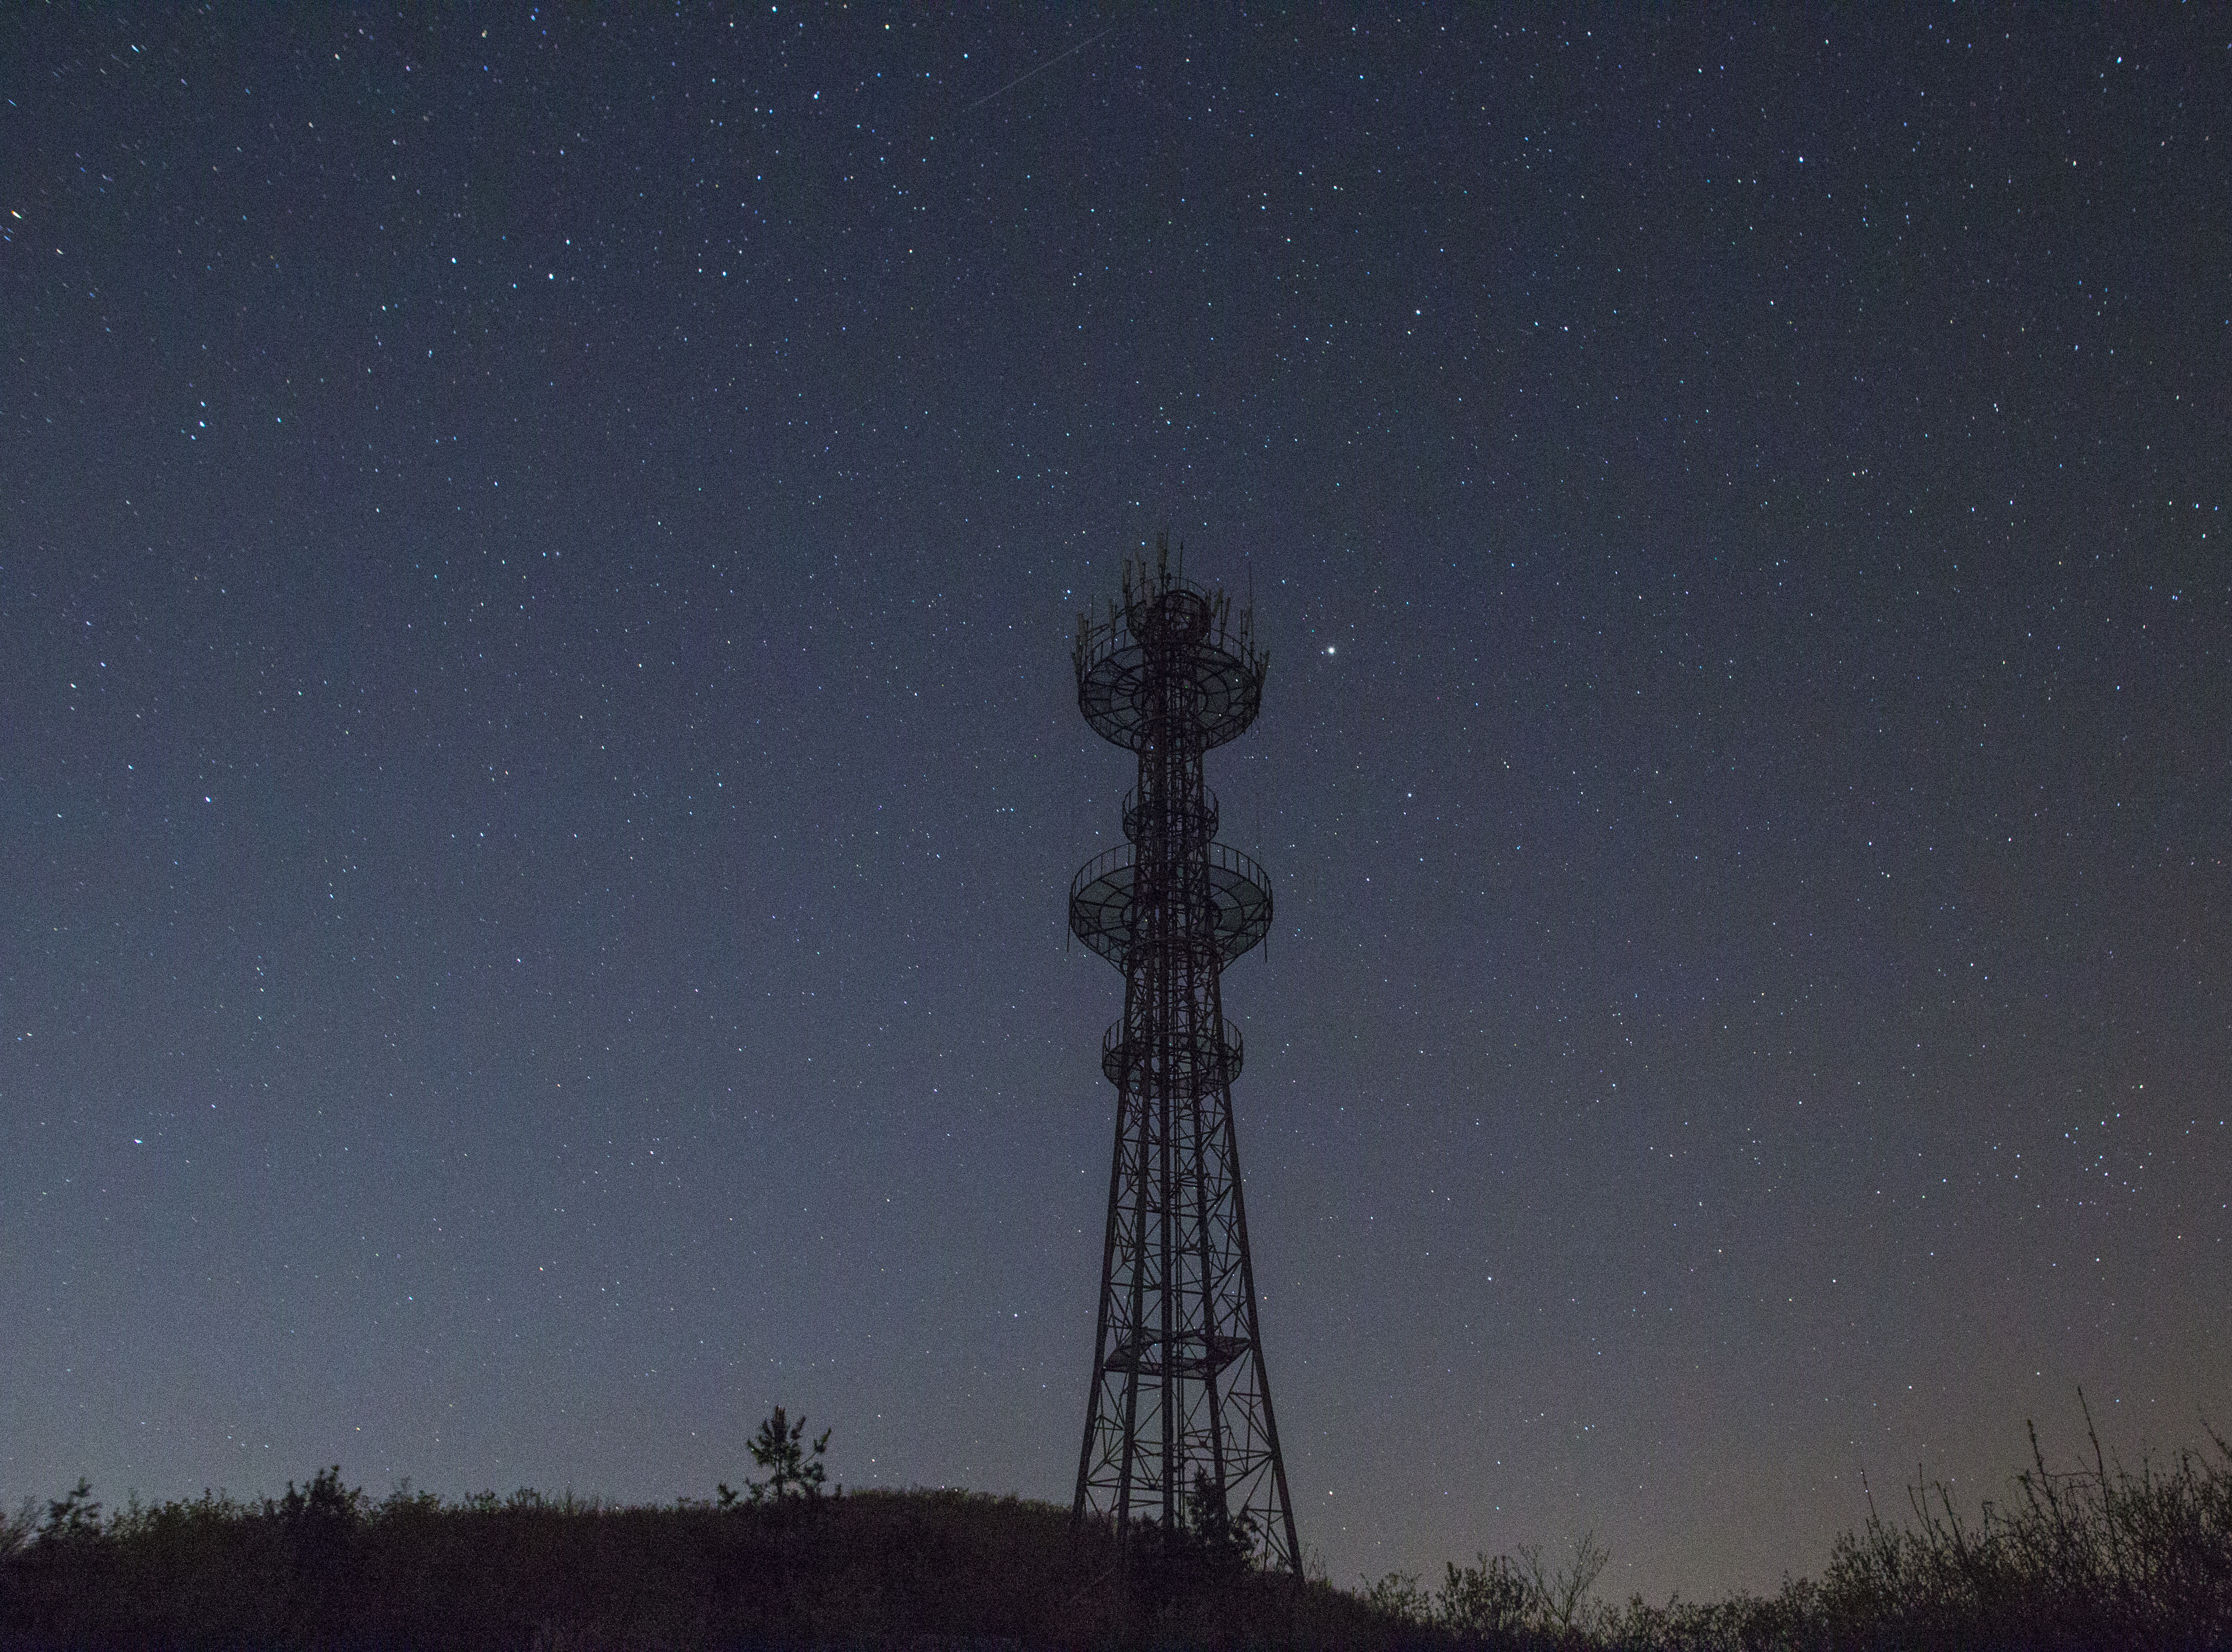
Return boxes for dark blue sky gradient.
[4,8,2227,1601]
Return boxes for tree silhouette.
[719,1407,830,1507]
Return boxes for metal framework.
[1067,537,1301,1575]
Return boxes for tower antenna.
[1065,546,1299,1573]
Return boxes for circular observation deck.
[1075,584,1265,753]
[1101,1016,1244,1094]
[1121,784,1217,845]
[1068,841,1274,970]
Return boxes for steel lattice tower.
[1067,539,1300,1575]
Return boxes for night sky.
[5,7,2228,1605]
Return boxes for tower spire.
[1067,543,1299,1574]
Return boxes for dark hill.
[0,1476,1409,1651]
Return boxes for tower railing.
[1067,840,1274,969]
[1121,783,1217,845]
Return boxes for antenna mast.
[1066,534,1299,1573]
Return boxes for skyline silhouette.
[2,9,2226,1604]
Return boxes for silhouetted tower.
[1068,538,1300,1574]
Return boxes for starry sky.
[4,6,2228,1605]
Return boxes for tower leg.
[1073,1075,1131,1523]
[1223,1103,1302,1573]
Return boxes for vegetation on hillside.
[1361,1406,2232,1651]
[4,1407,2228,1650]
[0,1461,1384,1649]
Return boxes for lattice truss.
[1066,538,1300,1575]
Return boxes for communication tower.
[1067,537,1300,1574]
